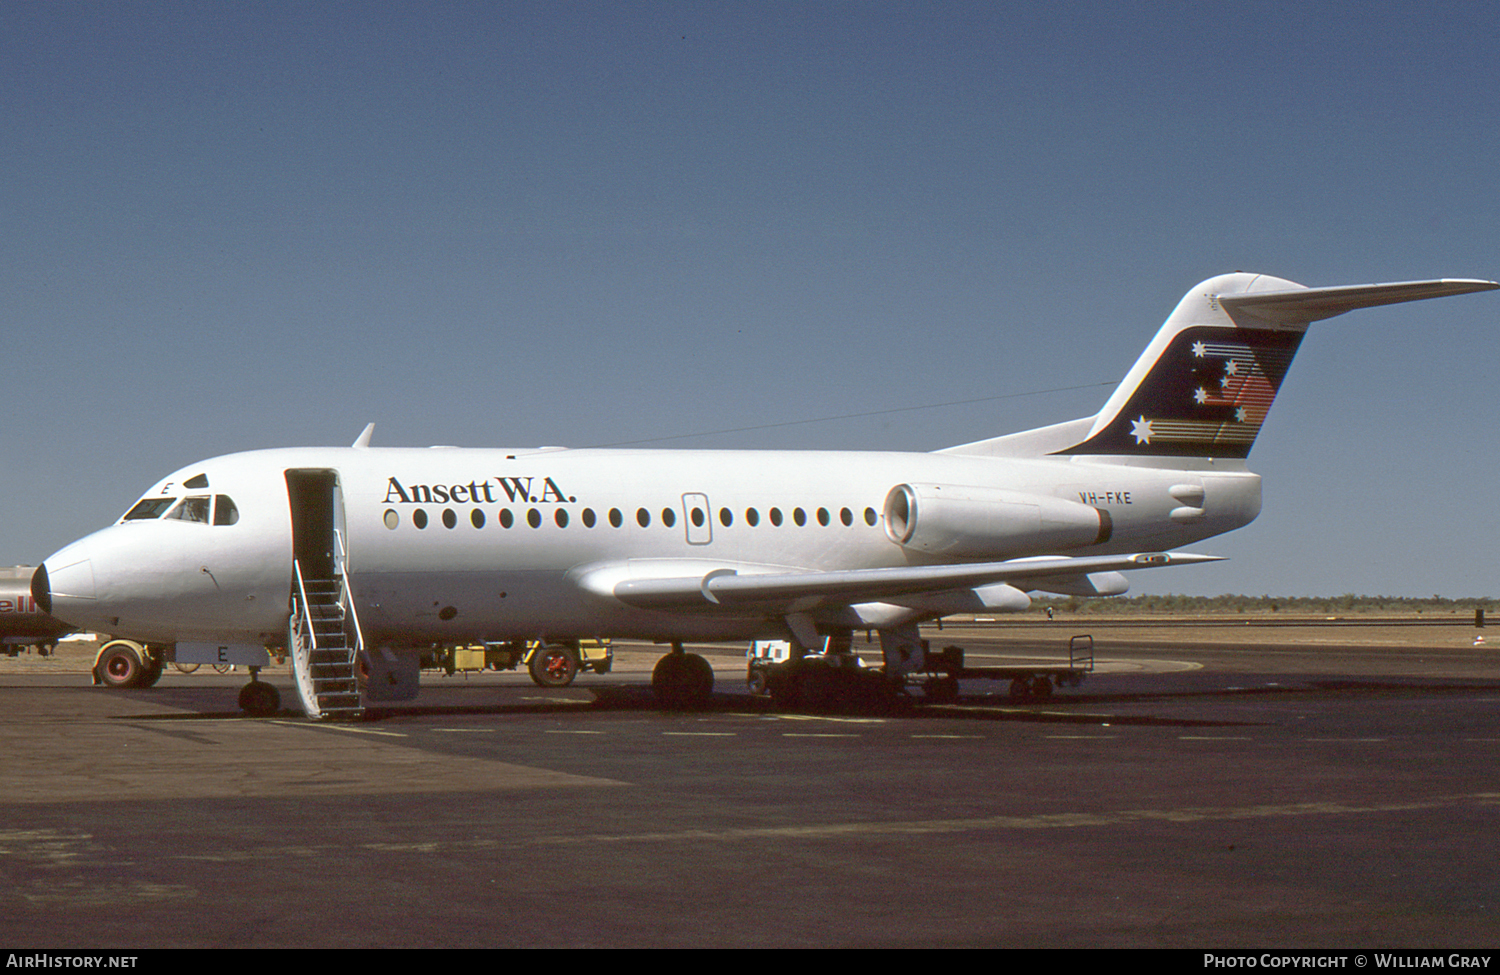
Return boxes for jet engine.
[883,483,1111,559]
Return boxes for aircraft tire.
[1008,677,1032,701]
[1029,676,1053,700]
[801,666,899,715]
[96,641,147,689]
[141,651,165,688]
[765,663,803,710]
[529,644,580,687]
[652,652,714,710]
[925,676,959,704]
[238,680,280,716]
[799,666,844,713]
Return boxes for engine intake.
[883,483,1111,559]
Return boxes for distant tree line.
[1030,593,1497,616]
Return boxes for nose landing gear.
[238,669,281,716]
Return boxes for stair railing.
[333,529,365,654]
[292,558,320,651]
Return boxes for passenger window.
[745,508,760,527]
[214,496,240,526]
[793,507,807,527]
[719,507,732,527]
[167,497,211,523]
[499,509,514,528]
[769,507,783,527]
[471,509,485,529]
[661,508,676,528]
[609,508,623,528]
[840,507,853,527]
[637,508,651,528]
[124,498,176,521]
[816,507,830,526]
[582,508,596,528]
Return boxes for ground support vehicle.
[916,634,1095,702]
[1,640,59,658]
[429,639,613,688]
[747,633,1094,709]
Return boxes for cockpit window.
[213,495,239,526]
[184,473,210,489]
[165,496,212,523]
[123,498,176,521]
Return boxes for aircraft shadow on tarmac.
[109,675,1500,729]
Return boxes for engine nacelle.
[883,483,1111,559]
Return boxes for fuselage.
[33,272,1499,670]
[35,443,1260,648]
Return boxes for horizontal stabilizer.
[1219,279,1498,325]
[608,552,1221,613]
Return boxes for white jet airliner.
[32,273,1497,717]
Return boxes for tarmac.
[2,620,1498,948]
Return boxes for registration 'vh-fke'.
[31,273,1497,717]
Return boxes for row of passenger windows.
[383,505,881,531]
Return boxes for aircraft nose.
[30,563,50,615]
[34,551,97,626]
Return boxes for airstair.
[289,533,365,720]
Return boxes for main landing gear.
[746,628,1095,714]
[651,643,715,709]
[749,631,900,715]
[763,655,898,714]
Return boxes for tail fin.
[1052,273,1498,460]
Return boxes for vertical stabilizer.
[1054,273,1497,460]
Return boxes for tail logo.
[1059,325,1304,459]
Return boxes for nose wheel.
[238,668,281,716]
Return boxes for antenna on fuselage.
[352,423,375,449]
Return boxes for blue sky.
[4,1,1497,597]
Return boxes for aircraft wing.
[1219,278,1498,325]
[602,552,1221,612]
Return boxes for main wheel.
[925,675,960,704]
[765,661,803,710]
[652,653,714,709]
[528,644,580,687]
[747,663,769,696]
